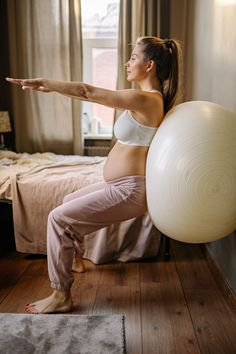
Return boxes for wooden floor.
[0,240,236,354]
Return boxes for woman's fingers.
[6,77,39,87]
[6,77,50,92]
[6,77,24,85]
[6,77,42,87]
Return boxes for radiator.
[84,145,110,156]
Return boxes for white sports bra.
[114,90,163,147]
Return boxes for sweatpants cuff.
[51,281,72,291]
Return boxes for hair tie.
[164,39,172,49]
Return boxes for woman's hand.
[6,77,88,100]
[6,77,51,92]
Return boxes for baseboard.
[201,244,236,312]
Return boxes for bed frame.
[0,199,15,254]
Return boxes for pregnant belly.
[103,142,148,181]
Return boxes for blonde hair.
[136,36,183,113]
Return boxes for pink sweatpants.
[47,175,147,290]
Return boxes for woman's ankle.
[53,289,71,300]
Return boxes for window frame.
[82,37,118,139]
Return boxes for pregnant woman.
[6,36,182,313]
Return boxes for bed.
[0,150,162,264]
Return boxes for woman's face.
[125,45,148,82]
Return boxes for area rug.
[0,313,126,354]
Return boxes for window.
[81,0,120,138]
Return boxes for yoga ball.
[146,101,236,243]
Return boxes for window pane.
[81,0,119,38]
[92,48,117,134]
[81,0,120,136]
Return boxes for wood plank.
[185,289,236,354]
[0,253,32,303]
[71,259,104,314]
[93,259,142,354]
[93,284,142,354]
[172,241,217,289]
[140,258,161,283]
[22,254,48,276]
[99,261,140,286]
[0,274,51,313]
[141,260,201,354]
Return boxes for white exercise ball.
[146,101,236,243]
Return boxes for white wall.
[170,0,236,292]
[185,0,236,112]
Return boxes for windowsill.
[84,134,112,140]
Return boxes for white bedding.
[0,150,105,200]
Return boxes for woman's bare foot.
[72,257,86,273]
[26,290,73,314]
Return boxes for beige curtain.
[7,0,83,155]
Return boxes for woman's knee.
[63,193,72,204]
[48,205,65,226]
[47,206,72,245]
[63,189,82,204]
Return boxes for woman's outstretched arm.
[6,77,162,118]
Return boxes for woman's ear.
[146,60,156,73]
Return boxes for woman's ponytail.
[136,36,183,113]
[162,39,182,113]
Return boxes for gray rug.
[0,313,126,354]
